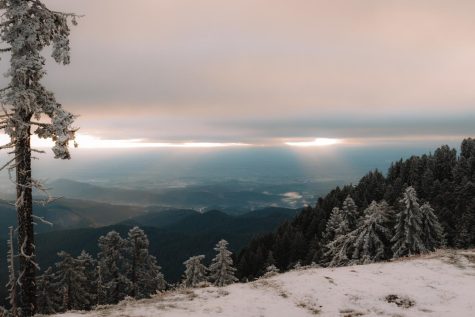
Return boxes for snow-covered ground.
[54,249,475,317]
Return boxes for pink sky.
[2,0,474,146]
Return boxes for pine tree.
[97,231,131,304]
[182,255,207,288]
[127,227,165,299]
[392,187,427,257]
[76,251,97,309]
[0,3,79,314]
[342,196,359,231]
[420,203,444,251]
[323,207,344,243]
[6,227,18,317]
[209,240,238,287]
[262,264,279,278]
[36,267,60,315]
[55,251,90,311]
[352,201,394,264]
[324,197,361,266]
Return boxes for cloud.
[1,0,474,143]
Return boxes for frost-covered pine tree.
[262,264,279,278]
[0,2,79,314]
[127,227,165,298]
[324,197,361,266]
[352,201,394,264]
[182,255,207,288]
[5,227,18,317]
[98,231,131,304]
[342,196,360,231]
[209,240,238,287]
[392,187,427,258]
[323,207,344,243]
[420,203,444,251]
[36,267,60,315]
[76,251,97,309]
[55,251,90,311]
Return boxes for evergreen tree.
[97,231,131,304]
[55,252,90,311]
[36,267,60,315]
[352,201,394,264]
[0,2,79,314]
[127,227,166,299]
[182,255,207,288]
[76,251,97,309]
[420,203,445,250]
[342,196,360,231]
[209,240,238,287]
[392,187,427,257]
[262,264,279,278]
[323,207,343,243]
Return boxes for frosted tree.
[98,231,131,304]
[323,207,344,243]
[324,198,361,266]
[209,240,238,287]
[36,267,60,315]
[262,264,279,278]
[420,203,445,251]
[182,255,207,288]
[352,201,394,264]
[127,227,165,298]
[76,251,97,309]
[392,187,427,257]
[342,196,360,231]
[0,1,79,314]
[5,227,18,317]
[55,251,90,311]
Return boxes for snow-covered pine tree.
[324,197,361,267]
[392,187,427,258]
[182,255,207,288]
[352,201,394,264]
[36,267,60,315]
[76,251,97,309]
[262,264,279,278]
[342,196,360,231]
[0,2,79,314]
[323,207,344,243]
[5,227,17,317]
[127,227,165,298]
[420,203,445,251]
[209,240,238,287]
[55,251,90,311]
[97,231,131,304]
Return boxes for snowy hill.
[54,250,475,317]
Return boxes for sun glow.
[285,138,343,147]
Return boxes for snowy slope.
[54,250,475,317]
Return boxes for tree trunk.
[15,115,36,316]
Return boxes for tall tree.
[209,240,237,287]
[36,267,60,315]
[392,187,427,257]
[182,255,207,288]
[420,203,445,250]
[97,231,131,304]
[55,252,89,311]
[352,201,394,264]
[127,227,165,298]
[0,2,79,315]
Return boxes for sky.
[0,0,473,149]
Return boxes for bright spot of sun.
[285,138,343,147]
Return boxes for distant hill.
[0,198,145,239]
